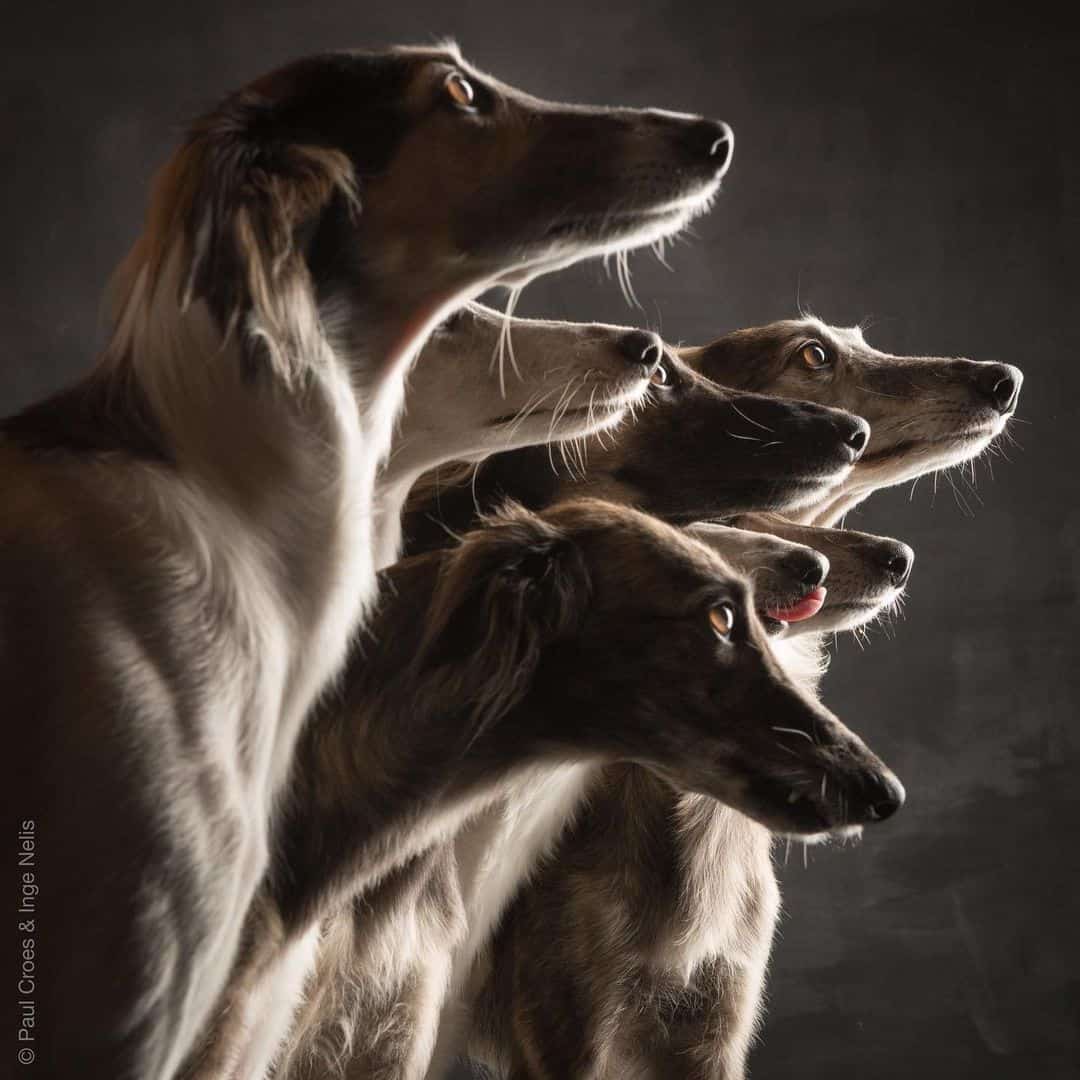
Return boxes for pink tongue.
[767,586,826,623]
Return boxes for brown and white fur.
[182,307,661,1079]
[234,501,897,1080]
[683,316,1023,526]
[2,44,732,1080]
[463,515,912,1080]
[374,302,662,567]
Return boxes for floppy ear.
[415,505,591,744]
[118,96,358,381]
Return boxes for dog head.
[383,303,662,484]
[584,351,871,519]
[684,318,1023,524]
[734,513,914,636]
[685,521,830,637]
[114,45,733,387]
[407,499,903,839]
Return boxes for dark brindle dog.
[240,502,897,1080]
[3,43,732,1079]
[466,514,912,1080]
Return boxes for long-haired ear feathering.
[109,108,358,385]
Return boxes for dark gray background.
[3,2,1077,1077]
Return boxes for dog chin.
[810,590,900,634]
[861,419,1008,482]
[507,186,721,285]
[776,465,854,511]
[597,195,717,256]
[792,823,864,846]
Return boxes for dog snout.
[782,548,829,589]
[878,539,914,588]
[702,119,735,175]
[617,330,665,378]
[648,110,735,177]
[840,414,870,461]
[974,362,1023,415]
[857,768,906,824]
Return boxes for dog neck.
[93,246,455,798]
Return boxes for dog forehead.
[679,527,748,588]
[246,46,463,115]
[689,521,803,564]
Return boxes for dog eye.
[649,361,670,387]
[799,343,831,371]
[709,603,736,640]
[445,72,476,110]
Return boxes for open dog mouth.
[755,586,827,636]
[766,586,827,624]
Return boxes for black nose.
[862,771,906,823]
[974,363,1022,414]
[617,330,664,377]
[879,541,914,588]
[679,117,734,174]
[838,415,870,461]
[782,549,829,590]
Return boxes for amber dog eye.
[445,72,476,109]
[709,603,736,639]
[800,343,831,371]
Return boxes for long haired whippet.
[466,515,913,1079]
[2,44,731,1078]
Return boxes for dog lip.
[857,423,1002,464]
